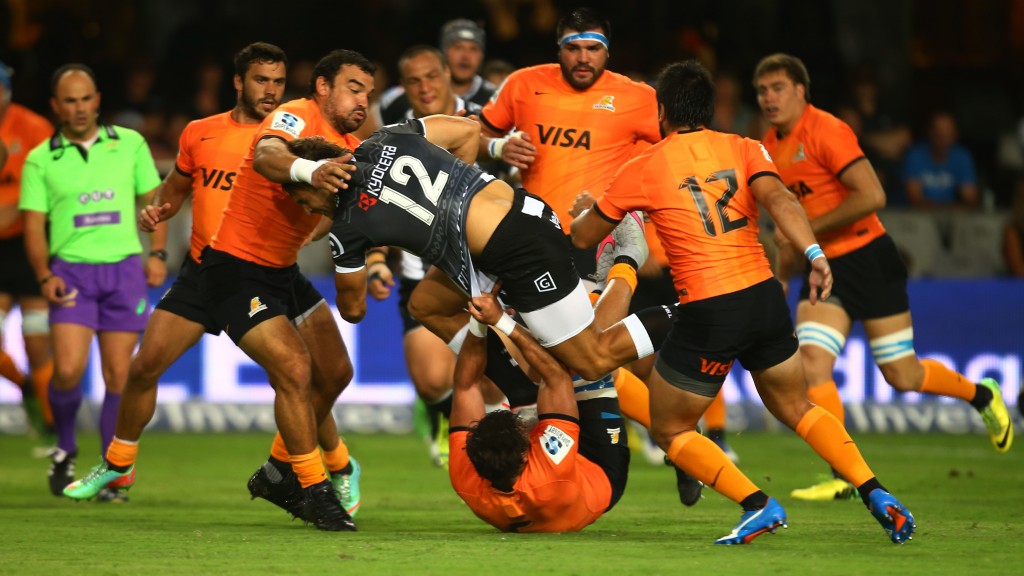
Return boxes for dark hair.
[308,49,376,95]
[234,41,288,79]
[282,137,352,195]
[656,60,714,129]
[753,53,812,101]
[50,63,98,95]
[465,410,530,491]
[398,45,447,79]
[555,6,611,40]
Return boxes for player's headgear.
[440,19,486,52]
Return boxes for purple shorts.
[48,255,150,332]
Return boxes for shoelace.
[76,464,110,486]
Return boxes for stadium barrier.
[1,277,1020,434]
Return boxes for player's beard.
[241,90,279,121]
[560,62,603,91]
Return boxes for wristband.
[804,243,825,263]
[488,130,523,159]
[468,317,487,338]
[289,158,328,184]
[494,313,517,337]
[149,249,168,261]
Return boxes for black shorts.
[477,189,581,313]
[656,279,797,396]
[397,276,422,333]
[629,266,678,314]
[0,235,41,297]
[574,397,630,512]
[799,234,909,320]
[198,248,325,344]
[568,238,597,281]
[155,255,220,334]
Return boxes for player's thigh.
[239,316,312,390]
[297,301,353,389]
[403,326,455,399]
[132,308,206,378]
[749,352,814,429]
[646,365,715,445]
[795,299,852,383]
[407,267,470,340]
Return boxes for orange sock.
[704,389,727,430]
[31,360,54,424]
[613,368,650,428]
[667,430,759,503]
[270,432,291,462]
[0,350,25,387]
[795,406,873,486]
[322,441,350,474]
[919,359,976,402]
[607,263,638,293]
[807,380,845,425]
[290,449,328,488]
[589,292,601,306]
[106,436,139,468]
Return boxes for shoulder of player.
[9,102,51,129]
[601,69,655,94]
[504,64,561,88]
[803,105,854,138]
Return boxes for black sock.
[613,254,638,270]
[332,462,353,476]
[105,459,130,473]
[740,490,770,512]
[856,477,886,507]
[633,302,678,353]
[429,393,454,420]
[969,384,993,411]
[268,456,291,475]
[707,428,725,442]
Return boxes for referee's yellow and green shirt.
[19,124,161,264]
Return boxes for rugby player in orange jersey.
[479,6,659,280]
[448,283,629,533]
[754,53,1012,503]
[572,60,915,545]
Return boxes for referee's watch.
[149,249,168,261]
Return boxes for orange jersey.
[0,103,52,238]
[596,129,777,303]
[481,64,659,229]
[761,104,885,258]
[175,111,258,262]
[211,98,361,267]
[449,417,611,533]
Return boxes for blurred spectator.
[1003,177,1024,277]
[710,69,761,138]
[848,68,911,197]
[283,58,314,102]
[481,58,515,88]
[903,110,979,209]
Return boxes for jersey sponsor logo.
[358,192,378,211]
[199,168,236,191]
[328,233,342,259]
[535,124,591,150]
[533,271,557,293]
[606,427,621,444]
[365,144,398,196]
[699,357,734,377]
[78,189,116,204]
[270,111,304,138]
[540,424,574,465]
[73,211,120,228]
[593,95,616,112]
[248,296,268,318]
[791,143,807,163]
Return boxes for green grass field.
[0,430,1020,575]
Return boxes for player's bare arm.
[809,158,886,235]
[569,203,617,250]
[139,169,191,232]
[253,135,355,194]
[137,184,169,287]
[334,267,368,324]
[752,175,832,303]
[450,321,487,429]
[421,115,481,165]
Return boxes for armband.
[494,314,517,337]
[804,243,825,263]
[289,158,328,184]
[468,317,487,338]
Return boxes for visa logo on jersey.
[535,124,591,150]
[200,168,236,191]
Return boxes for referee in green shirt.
[19,63,167,498]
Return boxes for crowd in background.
[3,0,1024,277]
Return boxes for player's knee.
[269,355,313,394]
[127,351,166,386]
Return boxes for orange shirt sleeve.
[479,71,520,134]
[811,115,864,177]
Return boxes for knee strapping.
[22,309,50,336]
[796,321,846,357]
[869,327,915,365]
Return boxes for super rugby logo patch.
[539,424,574,465]
[270,111,305,138]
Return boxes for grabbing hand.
[139,203,171,232]
[807,256,833,304]
[311,154,356,194]
[570,191,596,218]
